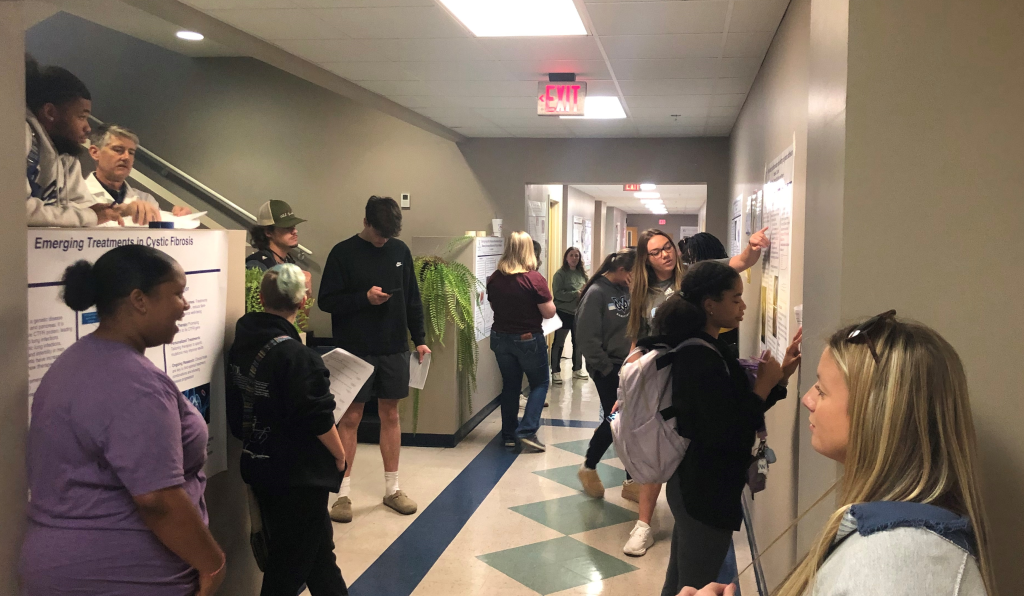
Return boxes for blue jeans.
[490,331,549,441]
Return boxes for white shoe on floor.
[552,372,563,384]
[623,521,654,556]
[573,370,588,380]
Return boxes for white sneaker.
[623,521,654,556]
[573,370,588,380]
[552,372,563,384]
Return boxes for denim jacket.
[814,501,986,595]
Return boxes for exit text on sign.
[537,82,587,116]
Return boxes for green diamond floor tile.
[509,493,637,535]
[478,536,638,595]
[533,462,627,493]
[552,439,618,461]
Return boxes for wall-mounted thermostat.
[400,193,411,209]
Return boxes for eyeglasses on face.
[648,243,675,259]
[846,309,896,364]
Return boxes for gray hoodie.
[26,110,97,227]
[575,276,631,376]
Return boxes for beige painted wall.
[729,0,814,587]
[0,4,29,593]
[843,1,1024,591]
[624,214,700,246]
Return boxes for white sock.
[580,463,596,472]
[338,477,351,498]
[384,471,400,497]
[635,520,650,530]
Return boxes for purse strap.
[242,335,292,441]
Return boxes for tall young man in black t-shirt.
[318,196,430,523]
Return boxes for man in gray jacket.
[574,249,635,499]
[25,57,119,227]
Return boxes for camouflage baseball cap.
[256,200,305,227]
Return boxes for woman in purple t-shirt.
[487,231,557,453]
[20,245,226,596]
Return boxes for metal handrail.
[87,115,313,256]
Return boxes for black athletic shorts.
[354,352,411,403]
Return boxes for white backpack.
[611,338,722,484]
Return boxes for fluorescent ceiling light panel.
[635,192,661,199]
[176,30,204,41]
[439,0,586,37]
[561,96,626,120]
[640,183,657,191]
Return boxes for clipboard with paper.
[320,348,375,424]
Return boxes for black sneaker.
[519,435,546,453]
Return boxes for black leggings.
[550,311,582,373]
[584,365,620,469]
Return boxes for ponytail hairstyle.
[652,260,739,340]
[61,245,178,318]
[680,232,728,265]
[260,264,307,312]
[627,228,686,339]
[774,317,993,596]
[580,249,635,300]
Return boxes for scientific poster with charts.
[582,219,593,271]
[26,229,230,476]
[474,236,504,342]
[527,200,547,279]
[759,144,795,363]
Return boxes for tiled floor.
[302,358,751,596]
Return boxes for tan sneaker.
[621,479,640,503]
[330,496,353,523]
[578,466,605,499]
[383,490,417,515]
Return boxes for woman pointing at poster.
[20,245,225,596]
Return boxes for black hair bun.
[61,260,98,311]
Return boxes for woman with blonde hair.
[488,231,557,452]
[621,227,769,557]
[680,311,992,596]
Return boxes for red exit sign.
[623,184,641,191]
[537,81,587,116]
[659,219,667,225]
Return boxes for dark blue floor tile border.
[348,430,517,596]
[541,418,600,428]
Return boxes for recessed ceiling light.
[561,96,626,120]
[438,0,586,37]
[176,30,204,41]
[640,183,657,191]
[635,192,661,199]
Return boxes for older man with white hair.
[85,123,191,225]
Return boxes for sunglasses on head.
[846,310,897,364]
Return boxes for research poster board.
[582,219,593,272]
[474,236,504,342]
[759,144,795,363]
[27,229,230,476]
[526,199,547,279]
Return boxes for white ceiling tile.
[416,107,497,127]
[713,77,756,94]
[501,60,610,80]
[450,95,534,109]
[619,79,716,95]
[424,80,538,97]
[717,57,763,79]
[629,106,709,119]
[399,61,514,81]
[320,61,417,81]
[584,80,620,95]
[453,127,510,137]
[635,126,707,137]
[329,7,470,39]
[501,126,574,134]
[586,2,730,35]
[205,8,349,39]
[359,80,436,95]
[709,105,741,118]
[600,34,722,60]
[722,30,775,57]
[475,37,603,61]
[390,95,460,108]
[612,58,720,80]
[184,0,296,9]
[273,38,389,62]
[729,0,791,33]
[472,108,540,121]
[290,0,435,7]
[705,123,734,136]
[379,38,495,62]
[711,93,747,107]
[631,115,706,127]
[707,115,738,128]
[625,95,712,109]
[486,117,570,129]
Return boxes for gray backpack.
[610,337,722,484]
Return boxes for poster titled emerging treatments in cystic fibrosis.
[26,229,230,476]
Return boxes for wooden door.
[626,226,638,248]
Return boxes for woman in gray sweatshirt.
[573,249,636,500]
[680,313,992,596]
[550,247,590,383]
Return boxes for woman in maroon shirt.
[487,231,557,452]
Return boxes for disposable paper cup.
[491,219,503,237]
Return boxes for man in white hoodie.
[25,57,120,227]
